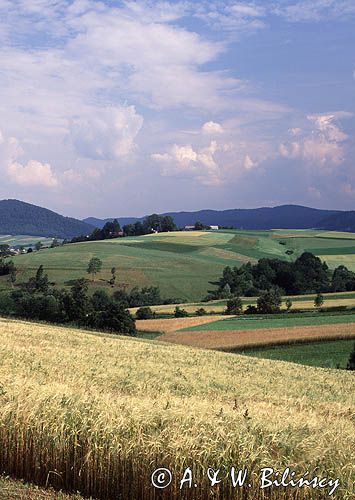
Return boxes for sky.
[0,0,354,218]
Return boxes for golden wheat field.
[0,317,354,499]
[160,323,355,350]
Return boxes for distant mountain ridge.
[0,199,94,239]
[84,205,354,231]
[2,200,355,239]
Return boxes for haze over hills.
[0,199,94,239]
[84,205,355,231]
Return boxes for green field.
[4,228,355,301]
[237,339,354,369]
[181,312,355,331]
[0,234,54,247]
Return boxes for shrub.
[195,308,207,316]
[174,306,188,318]
[244,305,258,315]
[225,297,243,315]
[86,303,136,336]
[257,288,282,314]
[136,307,155,320]
[285,298,293,311]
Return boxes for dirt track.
[159,323,355,350]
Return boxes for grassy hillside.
[0,317,354,499]
[6,229,355,302]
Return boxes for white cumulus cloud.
[202,121,224,134]
[152,141,223,186]
[70,106,143,161]
[8,160,58,187]
[279,113,349,167]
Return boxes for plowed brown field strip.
[160,323,355,349]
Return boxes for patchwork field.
[0,317,354,499]
[146,313,355,357]
[4,229,355,301]
[180,312,355,332]
[161,323,355,350]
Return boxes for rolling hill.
[7,228,355,301]
[0,199,94,239]
[84,204,343,230]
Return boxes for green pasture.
[237,339,355,369]
[3,228,355,301]
[0,234,53,247]
[181,312,355,331]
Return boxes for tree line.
[0,265,137,335]
[208,252,355,299]
[70,214,177,243]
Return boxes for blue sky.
[0,0,354,218]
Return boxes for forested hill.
[84,205,346,230]
[0,199,94,238]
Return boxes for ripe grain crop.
[161,323,355,350]
[136,315,225,333]
[0,317,354,499]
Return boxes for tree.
[0,244,11,257]
[66,278,89,321]
[174,306,188,318]
[51,238,60,248]
[346,343,355,370]
[136,306,155,320]
[143,214,161,233]
[86,303,136,335]
[257,288,282,314]
[285,298,293,312]
[25,265,50,293]
[331,265,355,292]
[194,221,205,230]
[91,290,111,310]
[195,308,207,316]
[225,296,243,315]
[109,267,117,286]
[160,215,176,232]
[9,266,17,288]
[87,257,102,281]
[35,241,43,251]
[245,305,258,315]
[314,293,324,310]
[221,283,231,298]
